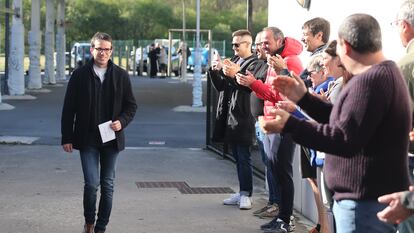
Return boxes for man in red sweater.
[260,14,412,233]
[236,27,303,233]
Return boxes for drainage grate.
[135,181,234,194]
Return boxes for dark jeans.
[256,121,281,205]
[265,133,295,223]
[231,144,253,196]
[80,146,119,232]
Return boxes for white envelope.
[98,121,116,143]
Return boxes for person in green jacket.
[382,1,414,231]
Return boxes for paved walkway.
[0,145,313,233]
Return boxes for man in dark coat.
[61,32,137,233]
[208,29,260,210]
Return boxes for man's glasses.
[232,41,249,48]
[94,47,112,54]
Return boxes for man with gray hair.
[236,26,303,233]
[260,14,412,233]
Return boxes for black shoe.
[260,218,279,230]
[262,218,289,233]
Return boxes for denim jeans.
[231,144,253,196]
[333,200,397,233]
[265,133,295,223]
[256,121,281,205]
[80,146,119,232]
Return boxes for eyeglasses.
[232,41,249,48]
[94,47,112,54]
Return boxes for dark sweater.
[284,60,412,200]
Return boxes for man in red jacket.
[236,27,303,233]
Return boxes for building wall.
[269,0,404,64]
[268,0,405,223]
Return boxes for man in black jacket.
[208,29,260,210]
[61,32,137,233]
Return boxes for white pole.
[0,23,2,103]
[192,0,202,107]
[56,0,66,81]
[8,0,25,95]
[44,0,56,84]
[28,0,42,89]
[181,0,187,82]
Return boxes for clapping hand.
[272,72,307,103]
[409,128,414,141]
[235,70,256,87]
[258,108,290,134]
[267,54,287,73]
[222,59,240,78]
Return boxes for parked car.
[70,42,91,71]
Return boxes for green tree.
[0,0,268,52]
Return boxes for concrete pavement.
[0,144,313,233]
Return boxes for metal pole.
[56,0,66,81]
[181,0,187,82]
[0,23,2,102]
[132,45,136,76]
[208,30,212,69]
[125,45,129,71]
[247,0,252,32]
[246,0,249,30]
[44,0,56,84]
[139,46,144,76]
[4,0,10,95]
[192,0,202,107]
[28,0,42,89]
[167,31,172,77]
[8,0,25,95]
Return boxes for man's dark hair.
[324,40,337,57]
[90,32,112,48]
[263,26,284,41]
[338,14,382,54]
[302,17,330,43]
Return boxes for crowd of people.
[207,1,414,233]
